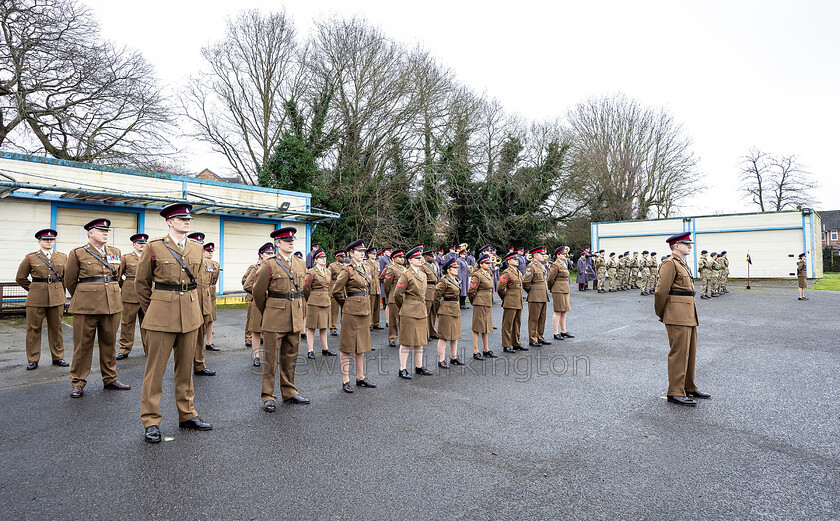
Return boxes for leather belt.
[155,282,197,291]
[443,297,458,301]
[32,277,62,283]
[426,281,437,285]
[79,275,115,283]
[669,290,695,296]
[268,291,303,300]
[347,290,369,297]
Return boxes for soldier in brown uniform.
[654,232,710,407]
[327,250,346,336]
[117,233,149,359]
[245,244,275,366]
[202,243,221,351]
[433,258,465,367]
[365,247,384,330]
[797,253,808,300]
[547,247,574,340]
[523,246,551,348]
[65,218,130,397]
[303,247,335,358]
[136,203,212,443]
[468,254,497,360]
[381,249,406,347]
[253,227,310,411]
[393,246,431,379]
[242,259,258,349]
[16,228,68,370]
[332,240,376,392]
[421,250,440,340]
[498,251,524,354]
[185,232,216,377]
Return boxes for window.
[832,230,838,241]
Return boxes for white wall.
[0,199,52,282]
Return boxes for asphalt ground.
[1,283,838,520]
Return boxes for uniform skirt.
[246,301,262,333]
[798,275,807,289]
[437,313,462,341]
[209,298,217,321]
[552,293,571,312]
[399,315,428,346]
[306,304,330,330]
[471,305,493,334]
[339,313,372,354]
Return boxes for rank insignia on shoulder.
[500,276,508,283]
[397,281,405,288]
[303,279,310,286]
[469,281,478,289]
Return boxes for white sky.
[83,0,840,214]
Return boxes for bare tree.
[740,148,816,211]
[181,9,302,184]
[0,0,175,167]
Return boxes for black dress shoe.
[460,305,469,309]
[330,330,338,336]
[245,340,252,347]
[430,335,438,340]
[415,366,433,376]
[52,358,70,367]
[388,341,397,347]
[438,360,449,368]
[373,325,384,330]
[306,351,315,359]
[356,378,376,388]
[503,347,515,353]
[301,333,306,339]
[398,368,412,379]
[561,332,574,338]
[539,340,551,345]
[517,345,529,351]
[205,343,220,351]
[667,395,697,406]
[144,425,161,443]
[284,394,310,404]
[553,334,564,340]
[194,368,216,376]
[104,380,131,390]
[253,357,261,367]
[179,417,213,430]
[473,352,485,361]
[26,361,38,370]
[484,350,497,358]
[322,349,337,357]
[263,400,276,412]
[450,357,465,365]
[528,342,541,347]
[343,381,354,393]
[116,352,128,360]
[686,390,711,399]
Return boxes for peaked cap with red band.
[665,232,694,245]
[530,246,546,255]
[84,218,111,231]
[35,228,58,239]
[203,242,215,251]
[271,227,296,241]
[159,203,192,219]
[130,233,149,243]
[405,246,423,260]
[187,232,205,243]
[504,251,518,261]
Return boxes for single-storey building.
[0,152,339,295]
[820,210,840,251]
[591,209,823,279]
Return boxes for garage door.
[222,220,275,293]
[55,207,138,255]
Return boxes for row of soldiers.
[697,250,730,298]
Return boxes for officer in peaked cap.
[654,232,710,407]
[202,242,221,351]
[328,249,347,336]
[186,232,216,376]
[117,233,150,360]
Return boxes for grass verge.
[812,273,840,291]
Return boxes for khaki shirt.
[547,260,570,295]
[523,261,549,302]
[16,250,67,308]
[135,237,203,333]
[253,255,306,333]
[497,266,523,309]
[468,269,494,307]
[332,263,373,317]
[654,257,698,327]
[65,243,123,315]
[394,267,427,319]
[120,251,141,304]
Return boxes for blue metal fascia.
[218,218,225,295]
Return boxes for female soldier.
[331,240,376,393]
[468,254,497,360]
[381,249,406,347]
[365,247,384,330]
[393,246,431,379]
[547,247,574,340]
[244,243,276,366]
[303,248,336,358]
[497,250,524,353]
[433,258,465,368]
[797,253,808,300]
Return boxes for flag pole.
[746,251,751,290]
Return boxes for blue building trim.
[801,213,807,273]
[809,213,815,277]
[218,218,225,295]
[692,218,698,276]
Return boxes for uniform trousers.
[118,302,148,355]
[388,303,400,342]
[261,331,301,402]
[193,321,207,371]
[630,270,638,288]
[426,296,438,337]
[647,273,657,293]
[665,324,697,397]
[140,329,198,428]
[701,275,711,296]
[330,297,340,331]
[597,273,605,290]
[711,272,720,293]
[26,305,64,362]
[608,271,617,291]
[369,293,381,327]
[638,272,649,291]
[501,308,522,348]
[70,313,119,387]
[528,302,547,343]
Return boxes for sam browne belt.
[268,291,303,300]
[79,275,115,283]
[32,276,62,283]
[347,290,369,297]
[669,290,695,296]
[155,282,197,291]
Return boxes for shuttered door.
[222,220,275,293]
[55,208,138,255]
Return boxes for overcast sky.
[83,0,839,215]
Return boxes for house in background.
[820,210,840,251]
[196,168,243,184]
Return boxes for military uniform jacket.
[253,255,306,333]
[16,250,67,307]
[595,256,606,273]
[394,267,427,319]
[698,256,711,275]
[523,261,549,302]
[797,260,807,278]
[135,236,203,333]
[420,261,440,303]
[434,276,461,317]
[382,263,406,304]
[654,257,698,327]
[364,259,381,295]
[65,243,123,315]
[208,260,220,296]
[606,258,618,271]
[120,251,141,303]
[648,259,658,275]
[303,266,332,307]
[712,258,724,271]
[195,248,213,316]
[242,264,258,301]
[468,269,494,306]
[497,267,523,309]
[547,260,571,295]
[328,261,345,292]
[332,263,372,316]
